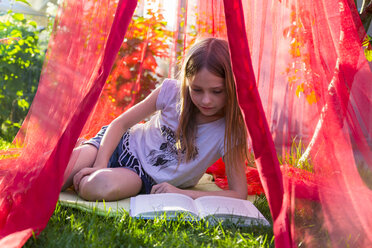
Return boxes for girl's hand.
[151,182,182,194]
[73,167,100,192]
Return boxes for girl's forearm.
[151,182,248,200]
[93,120,129,168]
[92,87,160,168]
[180,188,247,200]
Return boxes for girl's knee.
[78,169,142,201]
[78,171,111,201]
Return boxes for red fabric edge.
[222,0,292,247]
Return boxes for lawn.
[1,139,274,247]
[24,199,274,248]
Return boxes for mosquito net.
[0,0,371,247]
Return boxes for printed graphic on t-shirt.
[146,125,198,170]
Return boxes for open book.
[130,193,270,226]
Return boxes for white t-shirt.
[128,79,225,188]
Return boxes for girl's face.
[188,68,226,122]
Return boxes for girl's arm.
[151,156,248,200]
[73,87,162,191]
[92,86,161,168]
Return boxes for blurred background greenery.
[0,0,57,141]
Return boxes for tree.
[0,12,47,141]
[360,0,372,61]
[359,0,372,32]
[81,6,173,139]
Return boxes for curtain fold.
[223,1,291,247]
[0,1,138,247]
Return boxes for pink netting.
[0,0,137,247]
[1,0,372,247]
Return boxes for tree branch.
[360,0,372,32]
[360,0,372,13]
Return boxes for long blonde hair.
[176,38,248,170]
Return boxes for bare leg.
[61,144,98,191]
[78,167,142,201]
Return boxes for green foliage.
[362,34,372,62]
[15,0,31,6]
[0,12,47,141]
[0,137,13,150]
[24,204,274,248]
[0,137,21,159]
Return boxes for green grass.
[24,200,274,248]
[278,138,313,172]
[0,137,274,247]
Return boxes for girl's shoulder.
[161,78,181,92]
[156,78,181,110]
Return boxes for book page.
[130,193,199,218]
[194,196,268,224]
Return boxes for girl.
[62,38,249,201]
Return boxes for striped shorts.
[84,126,155,194]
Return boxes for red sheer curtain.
[185,0,372,246]
[237,0,372,246]
[223,1,290,246]
[0,0,138,247]
[1,0,372,247]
